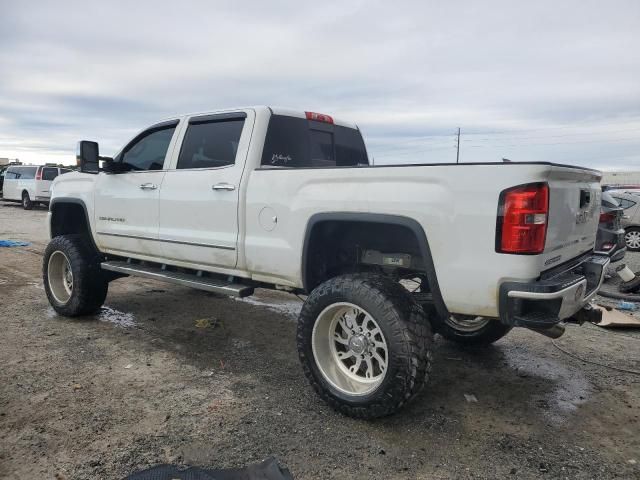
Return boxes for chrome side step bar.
[101,261,254,298]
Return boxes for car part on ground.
[125,456,294,480]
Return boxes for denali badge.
[99,216,125,223]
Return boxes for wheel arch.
[49,198,99,252]
[301,212,448,319]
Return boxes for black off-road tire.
[297,273,433,419]
[22,191,33,210]
[43,234,108,316]
[430,314,512,346]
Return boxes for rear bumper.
[499,254,609,328]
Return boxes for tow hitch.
[567,302,603,325]
[526,304,602,339]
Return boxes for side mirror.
[76,140,100,174]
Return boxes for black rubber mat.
[125,457,293,480]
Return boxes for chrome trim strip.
[96,231,235,250]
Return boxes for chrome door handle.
[139,183,158,190]
[212,183,235,191]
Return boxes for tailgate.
[542,166,602,269]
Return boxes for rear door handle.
[139,183,157,190]
[212,183,235,191]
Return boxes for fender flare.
[49,197,99,252]
[301,212,449,320]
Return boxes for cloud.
[0,0,639,169]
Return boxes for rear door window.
[177,118,245,169]
[261,115,368,168]
[42,167,58,181]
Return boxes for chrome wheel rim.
[445,315,490,332]
[48,251,73,304]
[312,302,388,396]
[626,230,640,249]
[22,195,28,207]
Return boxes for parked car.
[608,191,640,251]
[43,106,607,418]
[2,165,73,209]
[607,187,640,197]
[595,192,626,261]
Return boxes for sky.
[1,0,639,170]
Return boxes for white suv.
[2,165,73,209]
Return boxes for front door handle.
[212,183,235,191]
[139,183,158,190]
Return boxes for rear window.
[6,166,36,179]
[612,197,637,209]
[261,115,368,168]
[42,167,58,181]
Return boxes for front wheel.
[43,234,108,316]
[297,273,433,419]
[432,314,511,346]
[625,227,640,252]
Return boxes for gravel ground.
[0,202,639,480]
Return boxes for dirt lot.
[1,202,639,480]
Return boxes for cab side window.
[177,118,245,170]
[121,126,177,171]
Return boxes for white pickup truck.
[44,106,607,418]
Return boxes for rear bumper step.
[101,261,255,298]
[499,254,609,328]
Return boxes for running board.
[101,261,254,298]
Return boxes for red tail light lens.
[35,168,42,180]
[496,183,549,254]
[305,111,334,124]
[599,211,616,223]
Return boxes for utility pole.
[456,127,461,164]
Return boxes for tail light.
[35,167,42,180]
[496,182,549,254]
[599,211,616,223]
[305,111,334,124]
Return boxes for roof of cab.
[178,105,359,130]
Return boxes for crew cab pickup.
[44,106,607,418]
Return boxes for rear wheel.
[297,273,433,419]
[22,191,33,210]
[625,227,640,252]
[433,314,511,346]
[43,234,108,316]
